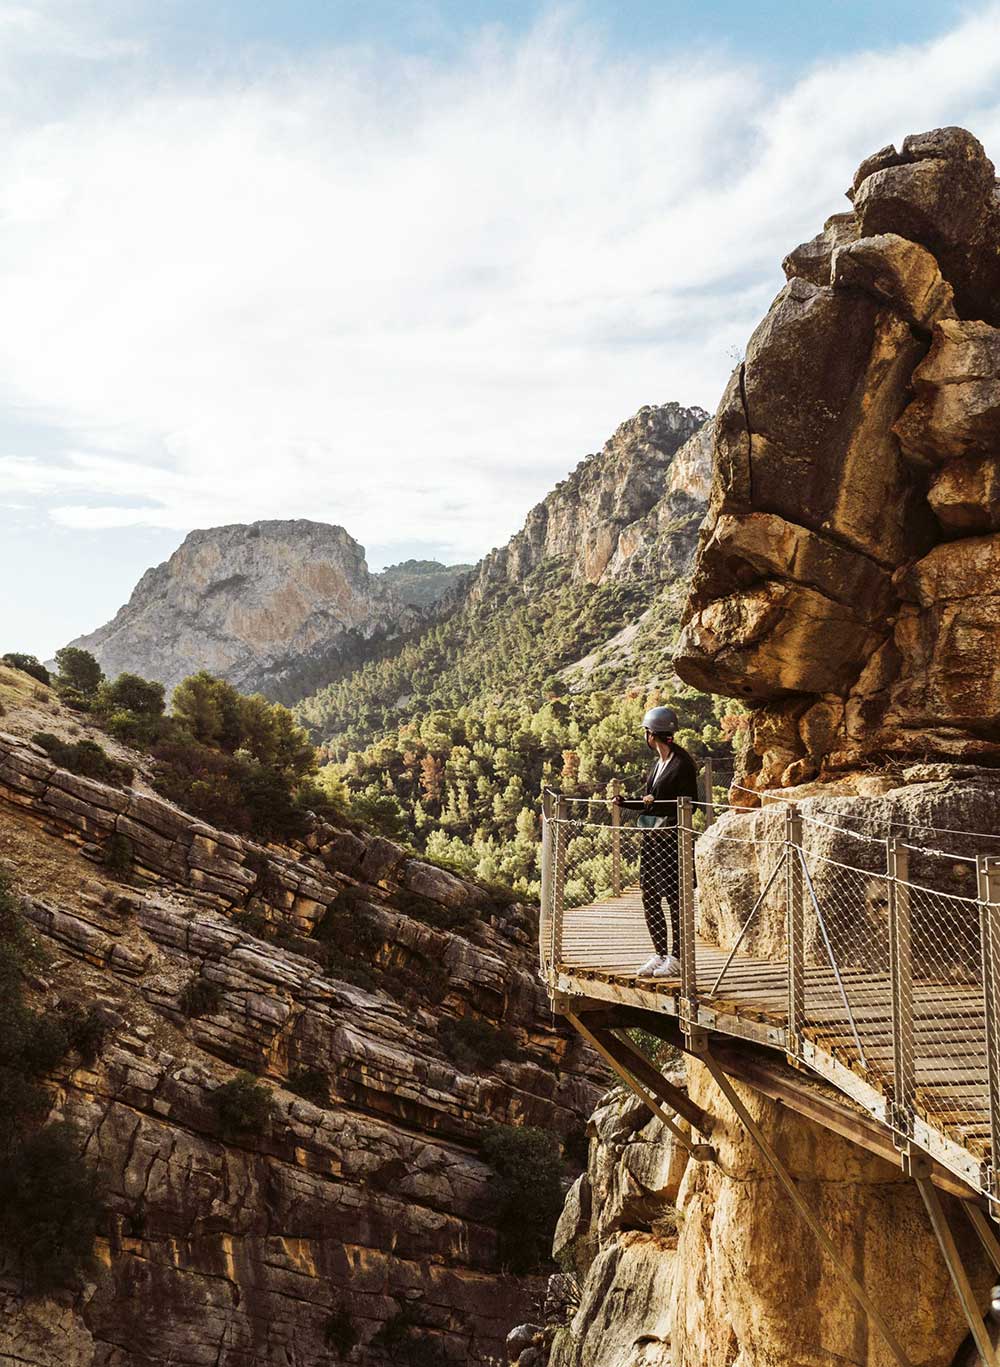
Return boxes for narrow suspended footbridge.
[539,788,1000,1367]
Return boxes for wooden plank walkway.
[554,888,991,1193]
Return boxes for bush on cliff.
[481,1123,564,1273]
[102,831,135,879]
[0,1122,104,1292]
[1,653,50,685]
[31,732,134,788]
[0,873,104,1290]
[178,975,222,1019]
[99,672,166,718]
[212,1071,273,1141]
[437,1015,517,1074]
[137,671,324,841]
[324,1306,358,1358]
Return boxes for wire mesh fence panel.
[905,881,989,1146]
[553,818,655,971]
[550,806,698,976]
[540,788,1000,1201]
[799,854,895,1086]
[695,828,789,1002]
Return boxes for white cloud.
[3,5,1000,569]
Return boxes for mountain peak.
[471,401,710,594]
[66,518,419,703]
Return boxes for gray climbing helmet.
[641,705,679,734]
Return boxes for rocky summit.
[66,522,466,705]
[469,403,710,597]
[675,125,1000,792]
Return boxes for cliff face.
[674,126,1000,792]
[469,404,710,598]
[66,523,463,705]
[0,685,604,1366]
[538,1064,988,1367]
[531,126,1000,1367]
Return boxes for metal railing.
[539,791,1000,1205]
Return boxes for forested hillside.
[296,405,741,894]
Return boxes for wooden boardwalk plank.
[553,914,994,1195]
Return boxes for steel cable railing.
[539,790,1000,1205]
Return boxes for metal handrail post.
[887,839,914,1141]
[539,789,553,977]
[703,758,715,828]
[678,796,697,1020]
[978,855,1000,1205]
[550,795,566,973]
[786,804,804,1061]
[610,779,622,897]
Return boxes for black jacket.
[619,743,698,826]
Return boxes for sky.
[4,0,1000,658]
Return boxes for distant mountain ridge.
[295,401,714,754]
[65,520,467,704]
[468,402,710,599]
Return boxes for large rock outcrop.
[541,1065,989,1367]
[675,127,1000,792]
[66,522,465,705]
[0,708,604,1365]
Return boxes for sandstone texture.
[470,405,710,595]
[539,1064,989,1367]
[66,523,465,704]
[675,126,1000,790]
[0,717,605,1366]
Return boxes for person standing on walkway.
[613,706,698,978]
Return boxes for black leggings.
[639,830,681,957]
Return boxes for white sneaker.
[652,954,682,978]
[636,954,663,976]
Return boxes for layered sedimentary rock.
[0,719,604,1366]
[66,522,464,705]
[675,126,1000,791]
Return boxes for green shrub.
[315,945,377,993]
[287,1066,330,1108]
[54,647,103,699]
[212,1072,272,1141]
[438,1016,517,1073]
[103,708,167,747]
[31,733,133,788]
[0,1123,104,1291]
[62,1005,108,1067]
[99,673,165,717]
[178,976,222,1019]
[324,1305,358,1357]
[481,1124,564,1273]
[103,832,135,879]
[2,653,50,685]
[55,685,93,712]
[151,736,304,841]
